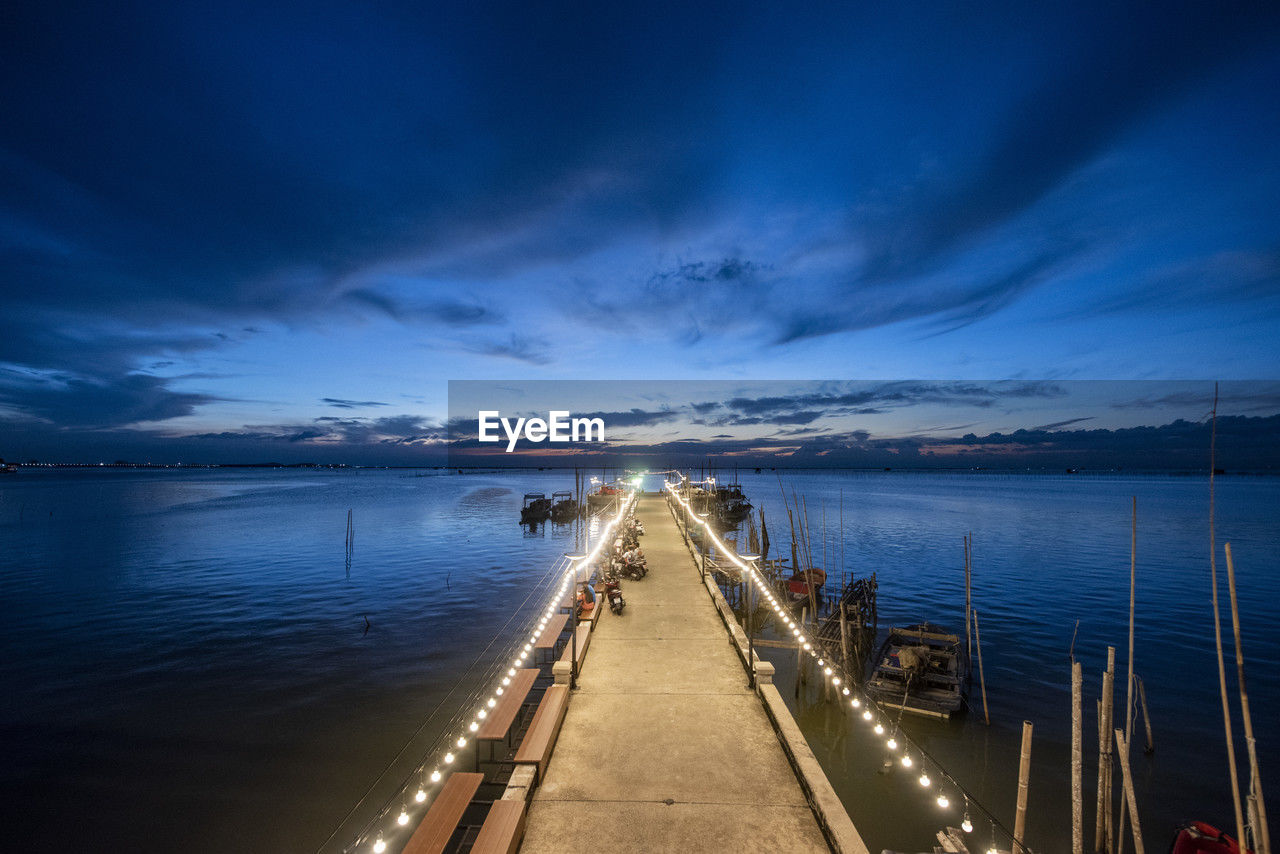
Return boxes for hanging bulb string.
[331,551,574,853]
[341,492,640,853]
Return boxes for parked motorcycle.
[603,570,625,615]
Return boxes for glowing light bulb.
[508,668,516,677]
[862,710,872,721]
[477,709,487,719]
[987,848,998,854]
[832,676,841,685]
[397,810,409,826]
[961,817,973,833]
[373,839,387,853]
[803,643,812,651]
[797,636,806,644]
[842,687,850,696]
[852,698,861,708]
[468,722,478,732]
[792,627,800,636]
[415,789,426,803]
[874,723,884,735]
[496,687,504,695]
[817,659,825,667]
[937,794,949,808]
[502,677,510,686]
[919,773,931,787]
[901,754,913,768]
[444,752,454,764]
[887,738,898,750]
[430,770,441,783]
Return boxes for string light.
[397,810,409,826]
[414,789,426,803]
[663,480,1009,850]
[372,839,386,853]
[430,770,441,783]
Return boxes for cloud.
[0,369,218,428]
[322,398,390,409]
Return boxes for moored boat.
[520,492,552,523]
[1171,821,1253,854]
[866,623,968,719]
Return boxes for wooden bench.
[554,624,592,684]
[477,668,539,742]
[401,771,484,854]
[513,684,570,781]
[470,799,527,854]
[534,613,569,663]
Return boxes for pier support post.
[1014,720,1033,854]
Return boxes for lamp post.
[565,553,587,689]
[695,512,709,582]
[740,555,760,689]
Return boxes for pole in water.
[1136,675,1154,755]
[1225,542,1271,854]
[1113,728,1145,854]
[973,608,990,725]
[1096,645,1116,854]
[1073,660,1085,854]
[1013,720,1033,854]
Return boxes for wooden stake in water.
[1096,645,1115,854]
[1225,542,1271,854]
[973,608,990,725]
[1014,720,1033,854]
[1113,728,1145,854]
[1073,660,1084,854]
[1136,675,1154,755]
[1118,497,1138,854]
[1209,386,1247,845]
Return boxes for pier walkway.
[519,494,845,853]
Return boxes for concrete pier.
[520,494,861,853]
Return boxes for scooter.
[603,570,625,615]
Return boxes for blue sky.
[2,2,1279,463]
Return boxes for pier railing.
[662,473,1028,854]
[329,491,638,854]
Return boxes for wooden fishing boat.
[786,567,826,603]
[1171,821,1253,854]
[549,491,578,523]
[866,623,967,719]
[520,493,551,523]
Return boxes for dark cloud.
[1031,417,1095,431]
[322,398,390,409]
[0,370,218,428]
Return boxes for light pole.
[695,512,709,582]
[564,553,588,689]
[740,555,760,689]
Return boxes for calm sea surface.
[1,468,1275,853]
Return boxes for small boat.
[786,567,826,603]
[549,491,578,523]
[520,493,552,524]
[866,623,967,719]
[1171,822,1252,854]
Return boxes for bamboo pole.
[1113,728,1145,854]
[1096,645,1115,854]
[965,534,973,675]
[1014,720,1033,854]
[1118,497,1138,854]
[840,602,850,672]
[1073,660,1084,854]
[972,608,990,725]
[1225,542,1271,854]
[1210,386,1247,844]
[1136,675,1154,754]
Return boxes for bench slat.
[514,684,569,780]
[470,799,527,854]
[401,772,484,854]
[477,668,539,741]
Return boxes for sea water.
[0,468,1275,852]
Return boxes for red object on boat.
[1171,821,1252,854]
[787,568,827,596]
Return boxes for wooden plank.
[470,799,527,854]
[514,684,570,779]
[401,772,483,854]
[534,614,569,649]
[477,668,539,741]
